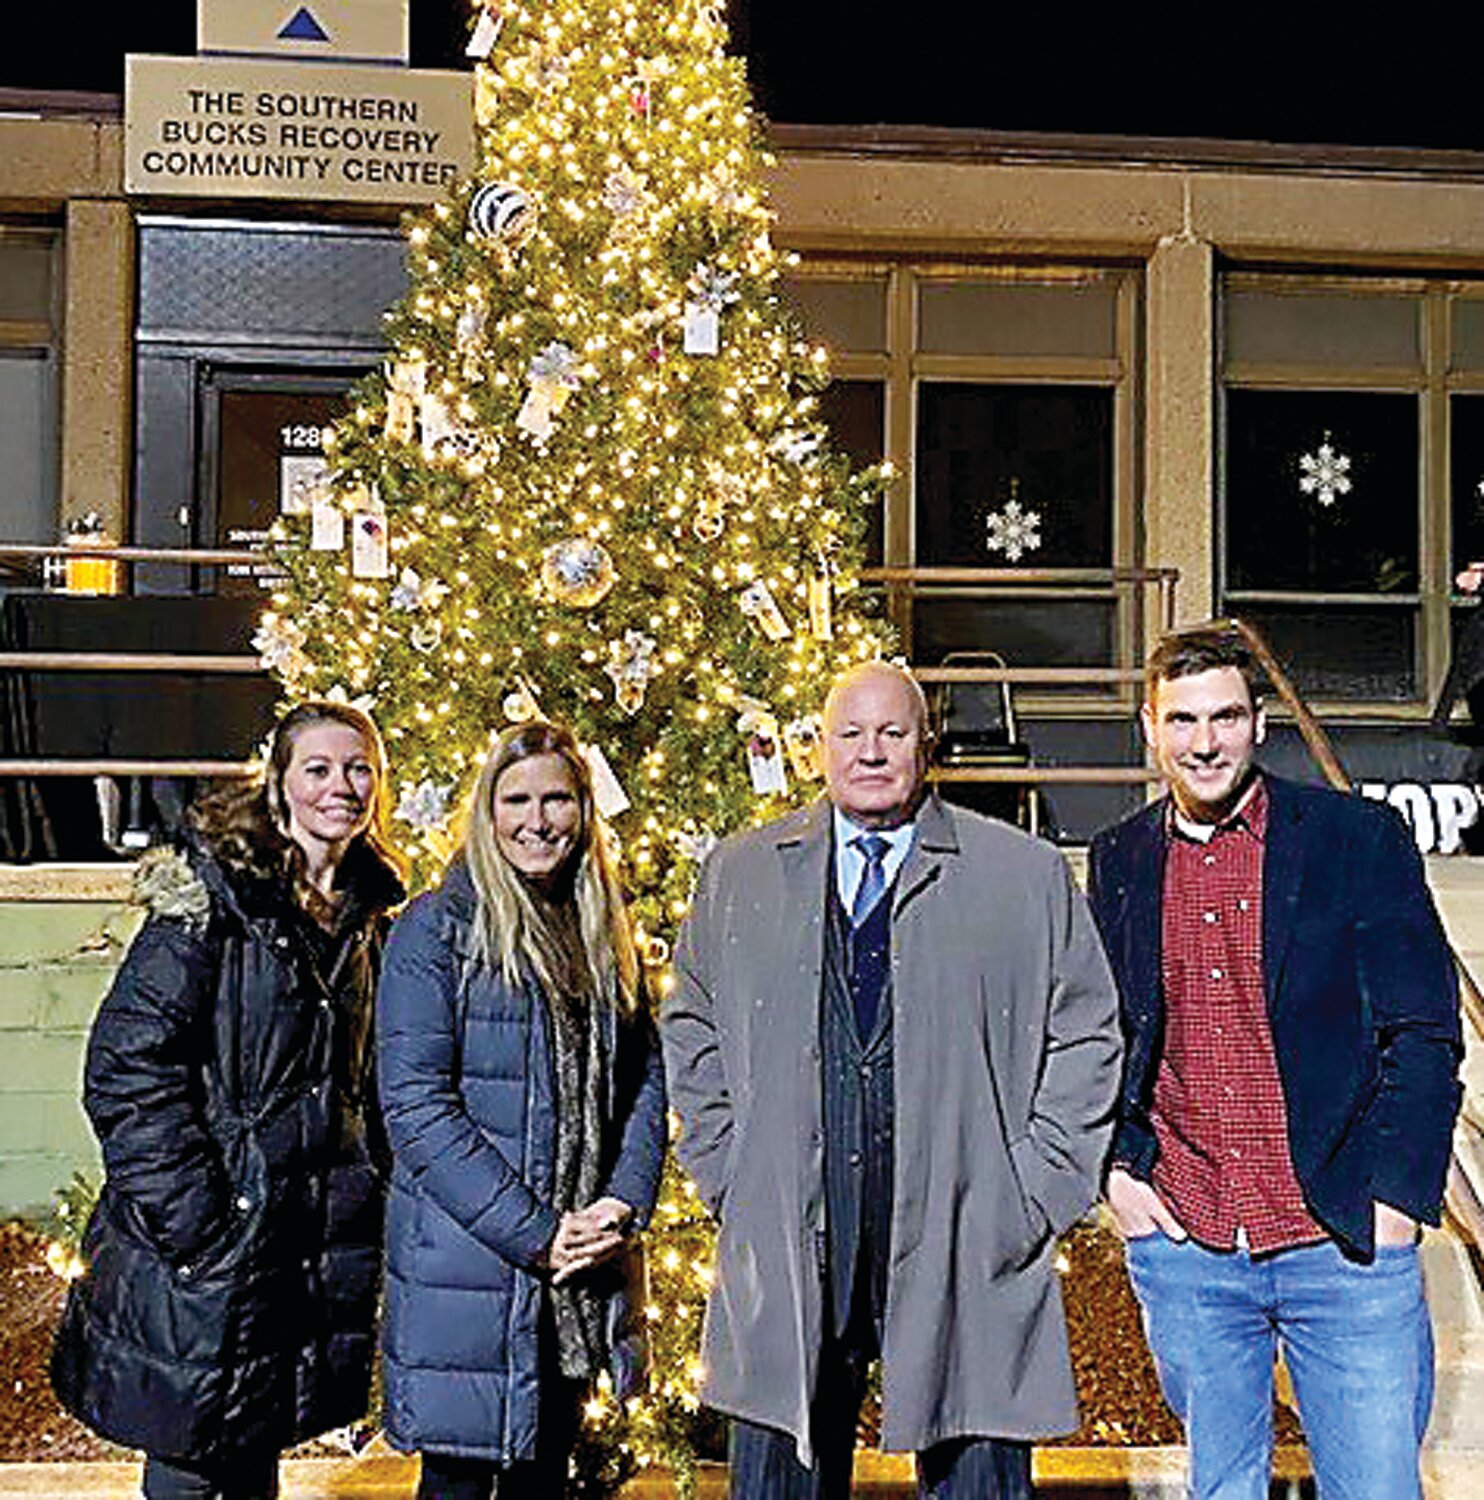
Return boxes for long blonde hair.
[463,721,639,1014]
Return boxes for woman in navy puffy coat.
[378,720,665,1499]
[51,702,406,1500]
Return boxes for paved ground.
[0,1450,1317,1499]
[6,1447,1484,1497]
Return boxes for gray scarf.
[540,902,611,1380]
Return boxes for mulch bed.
[0,1221,117,1460]
[0,1215,1301,1462]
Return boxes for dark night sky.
[0,3,1461,154]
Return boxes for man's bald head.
[822,661,931,828]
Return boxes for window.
[0,229,59,546]
[1219,273,1484,708]
[782,262,1139,689]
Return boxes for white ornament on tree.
[542,537,616,607]
[605,630,660,714]
[465,4,503,59]
[468,181,535,246]
[739,579,791,641]
[389,567,448,613]
[396,779,455,831]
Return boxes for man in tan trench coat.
[663,661,1123,1498]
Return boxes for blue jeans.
[1125,1234,1434,1500]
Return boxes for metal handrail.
[0,652,262,673]
[0,760,255,777]
[859,564,1181,632]
[0,541,271,779]
[916,666,1142,686]
[0,543,261,566]
[931,766,1158,785]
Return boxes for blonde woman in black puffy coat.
[52,701,405,1500]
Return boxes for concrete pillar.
[60,198,133,542]
[1145,231,1215,624]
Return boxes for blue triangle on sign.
[279,7,330,41]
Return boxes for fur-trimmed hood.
[131,846,212,932]
[131,833,404,934]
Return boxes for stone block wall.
[0,869,135,1218]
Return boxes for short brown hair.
[1144,623,1263,707]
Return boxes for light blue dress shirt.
[832,807,916,913]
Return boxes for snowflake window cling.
[1298,432,1353,507]
[984,481,1043,564]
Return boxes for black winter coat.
[51,835,403,1461]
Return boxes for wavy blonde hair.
[462,721,639,1015]
[193,700,406,920]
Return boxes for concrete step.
[0,1449,1473,1499]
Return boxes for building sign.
[198,0,409,64]
[125,55,472,204]
[1360,782,1480,855]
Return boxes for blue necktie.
[849,836,890,1038]
[851,835,889,926]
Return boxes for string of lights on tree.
[257,0,890,1486]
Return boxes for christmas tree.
[259,0,888,1486]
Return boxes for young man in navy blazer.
[1088,622,1462,1500]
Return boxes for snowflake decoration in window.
[984,498,1042,562]
[1298,435,1353,507]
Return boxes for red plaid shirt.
[1152,778,1325,1254]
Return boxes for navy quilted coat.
[51,837,403,1460]
[377,859,666,1461]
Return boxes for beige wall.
[10,111,1484,623]
[769,143,1484,621]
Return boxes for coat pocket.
[51,1203,235,1460]
[972,977,1052,1276]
